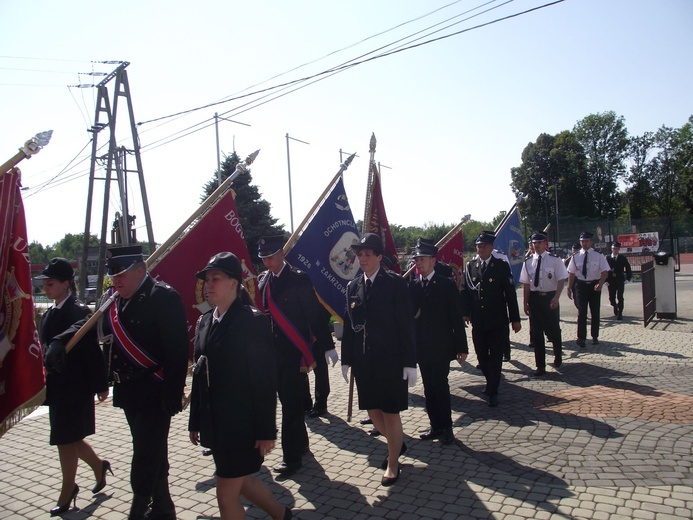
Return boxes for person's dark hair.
[68,279,78,296]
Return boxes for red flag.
[365,164,400,273]
[0,169,45,438]
[437,229,465,290]
[149,191,261,355]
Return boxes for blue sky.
[1,0,691,247]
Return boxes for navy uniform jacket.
[57,275,189,410]
[258,265,333,363]
[408,271,468,364]
[460,256,521,330]
[189,299,277,450]
[342,268,416,380]
[40,295,107,405]
[607,254,633,282]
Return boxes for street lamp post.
[286,133,309,233]
[214,113,251,185]
[554,184,560,248]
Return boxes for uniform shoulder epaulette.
[548,252,559,258]
[250,307,263,316]
[76,301,89,309]
[154,279,172,290]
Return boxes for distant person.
[342,233,417,486]
[607,242,633,320]
[39,258,110,516]
[189,252,291,520]
[303,306,339,418]
[519,232,568,375]
[461,231,521,407]
[567,232,610,347]
[565,244,581,309]
[408,238,467,445]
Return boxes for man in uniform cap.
[520,232,569,375]
[606,242,632,320]
[54,245,189,520]
[408,238,467,444]
[567,232,610,346]
[461,232,521,407]
[257,236,336,476]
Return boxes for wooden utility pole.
[79,62,155,300]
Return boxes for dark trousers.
[301,349,330,411]
[472,326,507,397]
[608,277,626,313]
[419,358,452,431]
[277,349,309,465]
[574,280,602,340]
[529,291,562,368]
[123,405,171,499]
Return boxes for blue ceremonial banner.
[494,206,525,284]
[285,176,360,319]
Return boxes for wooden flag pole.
[1,131,53,179]
[65,150,260,354]
[283,153,356,255]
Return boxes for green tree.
[573,111,630,218]
[625,132,655,219]
[201,152,285,267]
[29,241,54,265]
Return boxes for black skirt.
[48,392,96,445]
[212,445,263,479]
[355,371,409,413]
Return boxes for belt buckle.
[113,371,121,384]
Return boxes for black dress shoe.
[592,338,599,345]
[202,448,213,456]
[369,427,381,437]
[283,507,293,520]
[92,459,113,494]
[50,485,79,516]
[613,305,619,316]
[381,467,401,487]
[381,442,407,469]
[503,353,511,362]
[576,339,585,348]
[553,357,562,368]
[307,408,327,418]
[273,462,301,475]
[441,428,455,445]
[360,417,373,425]
[488,395,499,407]
[419,428,443,441]
[617,313,622,320]
[533,368,546,376]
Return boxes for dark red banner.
[437,229,465,290]
[365,165,400,273]
[0,169,45,438]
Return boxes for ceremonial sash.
[265,281,316,372]
[107,297,164,382]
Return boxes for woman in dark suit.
[341,234,417,487]
[188,252,291,520]
[38,258,110,516]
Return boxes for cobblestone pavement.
[1,266,691,519]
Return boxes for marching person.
[257,236,334,477]
[189,252,291,520]
[565,243,581,309]
[52,245,189,520]
[607,241,633,320]
[341,233,417,486]
[39,258,110,516]
[519,232,569,375]
[460,231,521,407]
[567,232,610,347]
[408,238,467,445]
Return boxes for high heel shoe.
[381,442,407,470]
[50,484,78,516]
[92,460,113,494]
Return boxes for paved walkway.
[1,266,692,519]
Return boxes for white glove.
[403,367,418,387]
[325,349,339,367]
[341,364,350,383]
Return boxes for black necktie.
[534,255,541,287]
[582,251,588,278]
[480,261,486,275]
[365,278,372,294]
[422,278,428,288]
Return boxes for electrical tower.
[78,61,155,300]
